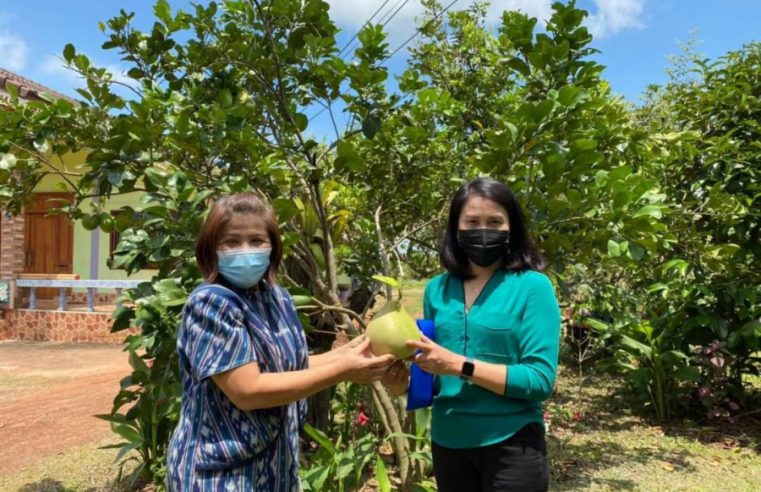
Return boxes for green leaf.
[94,413,127,424]
[646,282,668,294]
[372,275,399,288]
[297,312,314,333]
[294,113,308,132]
[634,204,663,219]
[335,141,363,172]
[154,279,187,306]
[584,318,610,332]
[291,295,313,307]
[219,89,233,108]
[375,456,391,492]
[627,242,646,262]
[129,350,149,373]
[505,57,530,77]
[114,442,141,464]
[301,464,331,491]
[707,243,741,259]
[111,305,136,332]
[619,335,652,358]
[662,259,689,276]
[63,43,76,62]
[335,461,353,480]
[557,85,583,107]
[674,366,701,382]
[571,139,597,152]
[0,153,17,170]
[361,114,381,139]
[660,349,688,364]
[303,423,336,455]
[272,198,301,223]
[607,240,620,257]
[112,423,142,444]
[4,81,18,100]
[154,0,172,24]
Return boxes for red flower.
[573,411,584,422]
[356,410,370,426]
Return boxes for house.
[0,68,152,342]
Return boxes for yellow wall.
[33,151,156,280]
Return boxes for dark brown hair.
[440,177,545,278]
[195,193,282,285]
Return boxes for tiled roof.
[0,67,76,103]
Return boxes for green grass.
[0,374,53,402]
[0,437,139,492]
[399,284,761,491]
[547,369,761,491]
[398,284,425,319]
[4,285,757,491]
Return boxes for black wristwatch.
[460,357,475,381]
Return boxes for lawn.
[398,282,761,491]
[0,437,136,492]
[2,284,758,491]
[546,369,761,491]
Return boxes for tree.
[1,0,417,485]
[636,41,761,420]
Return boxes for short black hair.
[440,177,545,278]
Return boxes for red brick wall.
[1,212,25,279]
[0,309,129,343]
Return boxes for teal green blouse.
[423,269,560,449]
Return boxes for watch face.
[461,360,475,379]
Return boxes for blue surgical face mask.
[216,248,272,289]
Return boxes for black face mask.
[457,229,511,267]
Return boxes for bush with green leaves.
[2,0,760,488]
[633,41,761,416]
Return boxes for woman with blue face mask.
[382,177,560,492]
[167,193,395,491]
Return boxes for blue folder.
[406,319,436,411]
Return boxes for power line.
[340,0,411,61]
[336,0,393,58]
[384,0,458,60]
[309,0,460,123]
[378,0,411,27]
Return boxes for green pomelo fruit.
[366,300,421,359]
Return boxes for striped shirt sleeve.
[181,291,257,382]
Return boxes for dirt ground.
[0,341,131,477]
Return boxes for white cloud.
[586,0,645,38]
[488,0,554,25]
[39,54,82,86]
[39,54,136,93]
[326,0,645,57]
[325,0,556,57]
[326,0,554,32]
[0,31,29,71]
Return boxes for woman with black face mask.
[382,177,560,492]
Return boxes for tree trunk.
[306,388,332,431]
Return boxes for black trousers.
[432,423,549,492]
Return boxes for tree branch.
[374,204,393,299]
[390,215,444,251]
[8,142,82,193]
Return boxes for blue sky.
[1,0,759,137]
